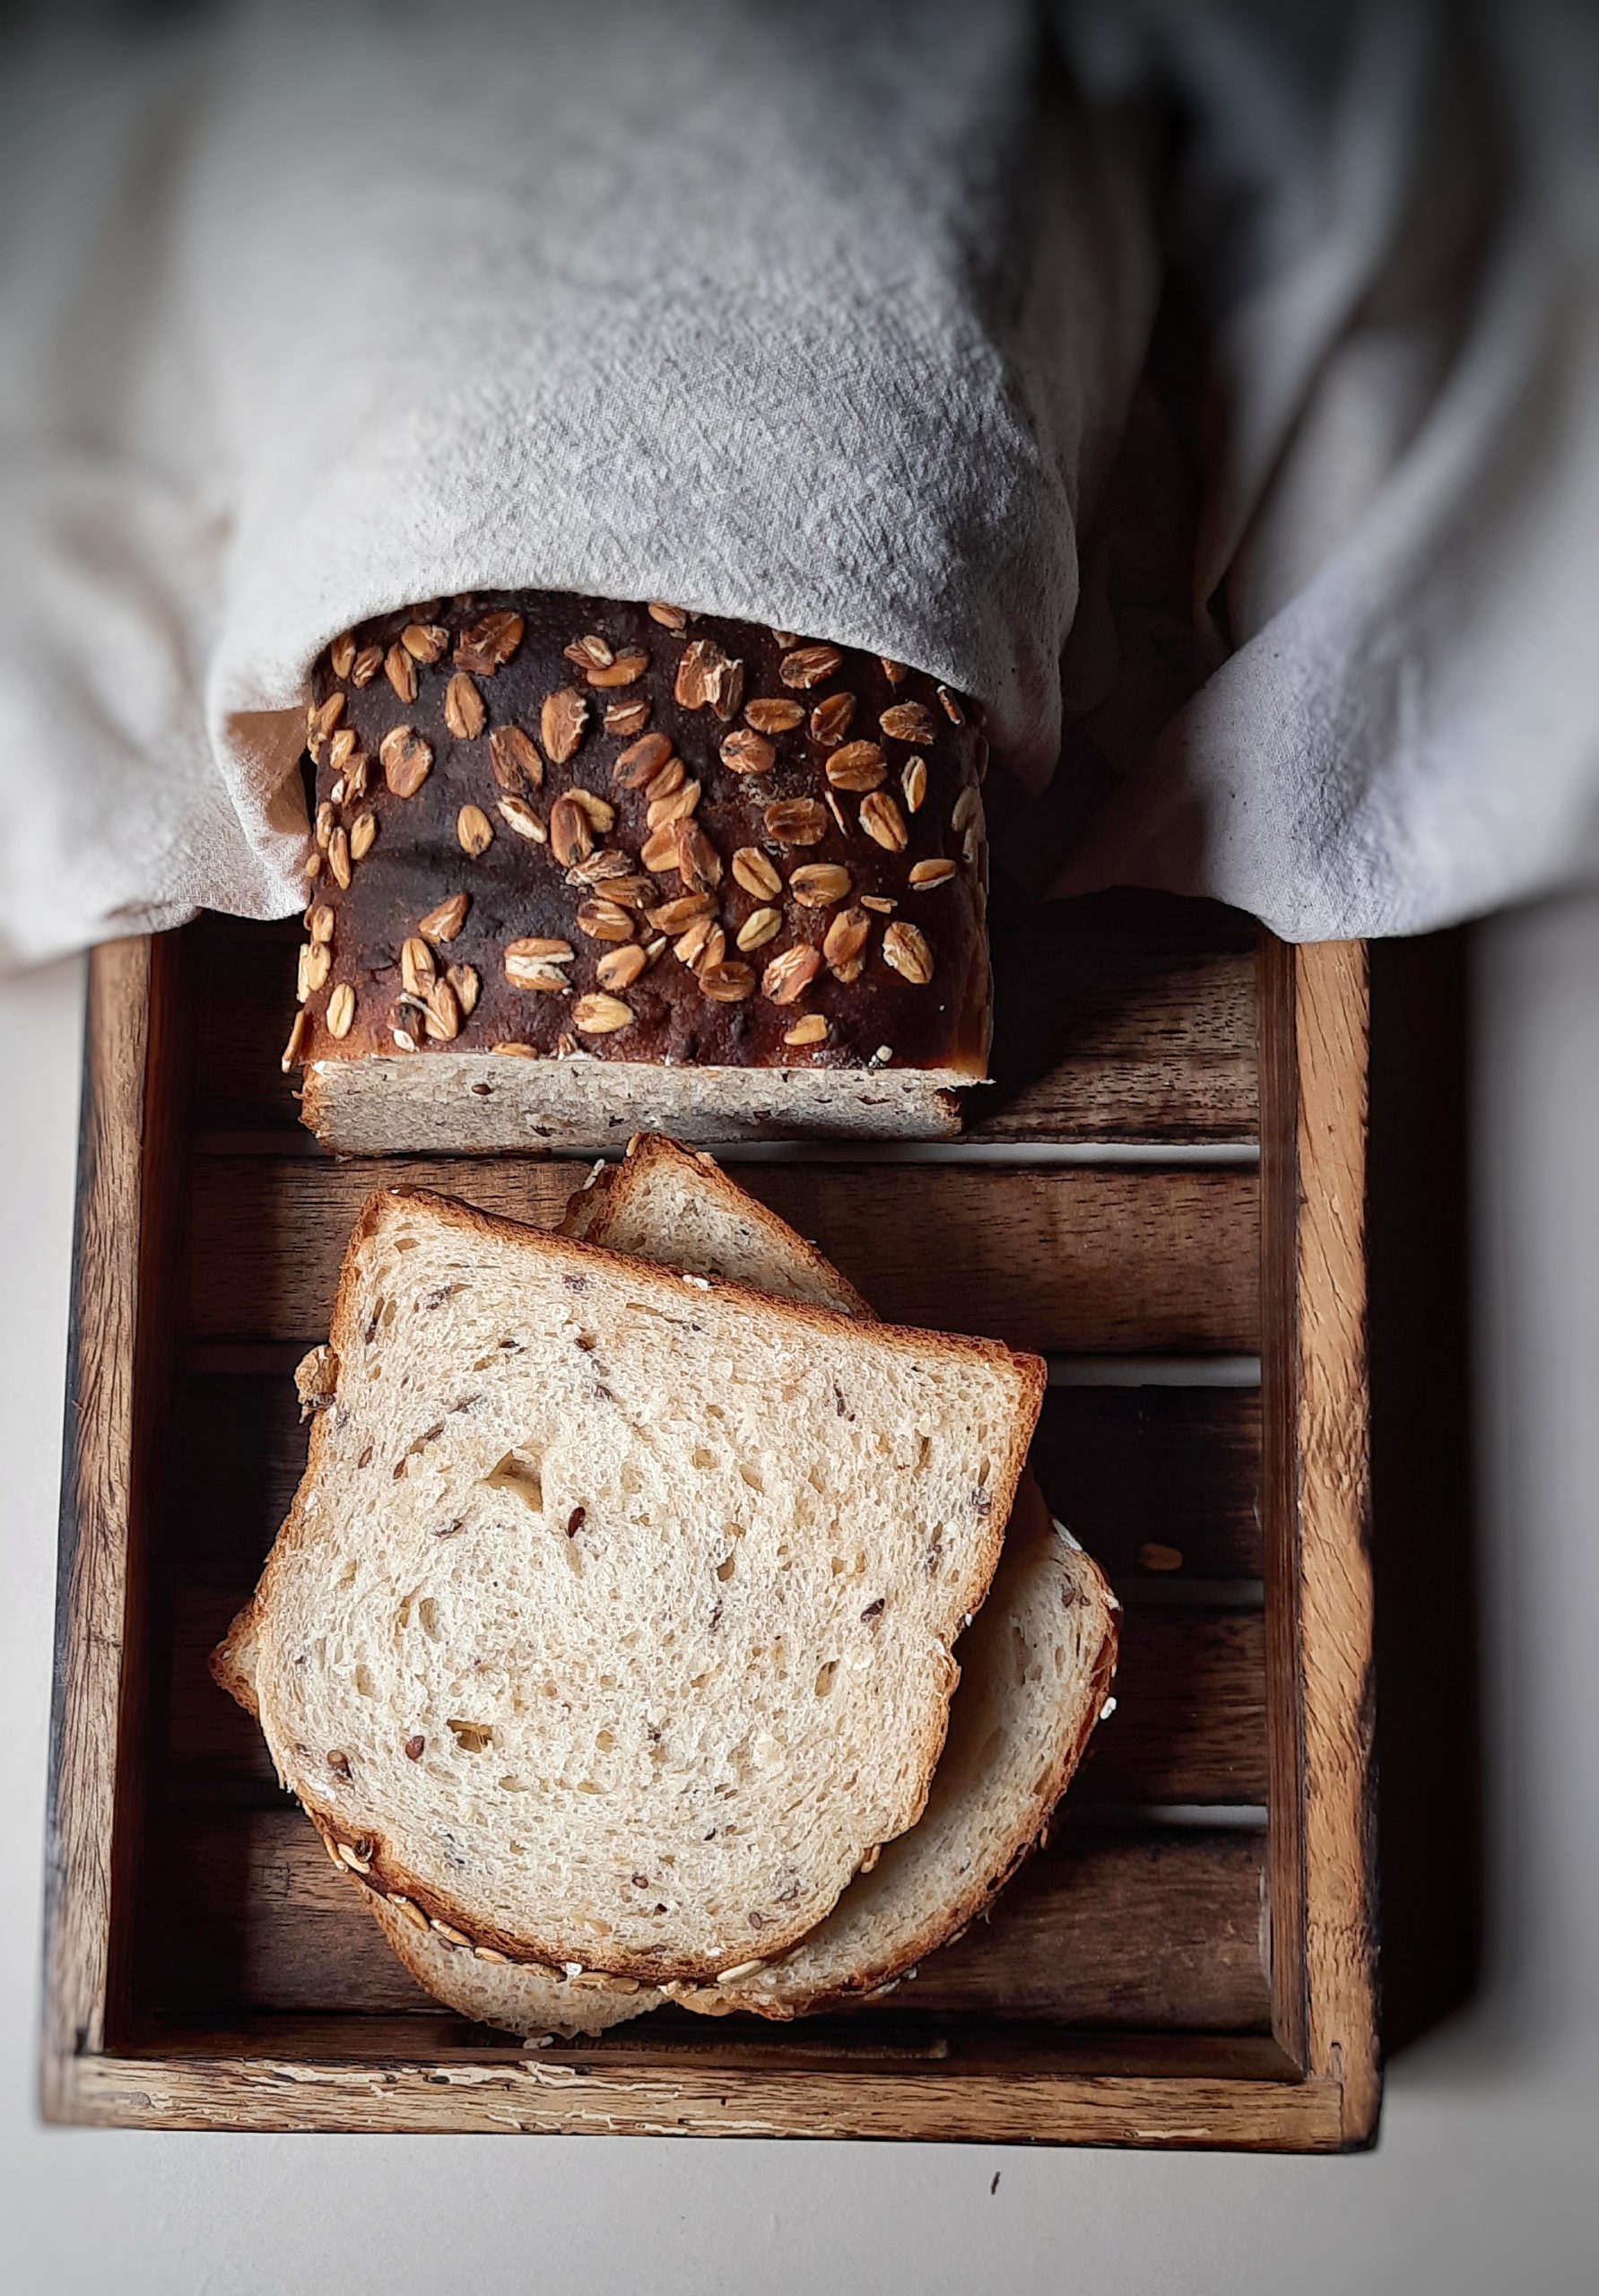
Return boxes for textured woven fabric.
[0,0,1595,962]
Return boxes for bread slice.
[559,1135,871,1317]
[357,1155,1115,2037]
[222,1187,1043,1984]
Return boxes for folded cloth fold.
[1,0,1596,965]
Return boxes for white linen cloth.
[0,0,1594,964]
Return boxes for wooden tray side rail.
[40,903,1377,2148]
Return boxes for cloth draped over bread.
[0,0,1595,967]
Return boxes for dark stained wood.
[978,891,1257,1143]
[43,908,1379,2149]
[161,1587,1266,1808]
[132,1805,1269,2034]
[183,1155,1261,1357]
[160,1370,1264,1593]
[184,893,1260,1148]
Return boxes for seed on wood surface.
[647,601,689,631]
[674,820,723,891]
[447,962,480,1016]
[457,804,494,857]
[880,700,938,744]
[587,648,648,688]
[745,696,804,735]
[880,657,908,684]
[398,622,447,665]
[860,791,908,851]
[550,794,595,868]
[384,643,419,704]
[541,688,588,765]
[882,920,934,984]
[720,728,775,775]
[732,846,781,900]
[597,944,647,991]
[613,732,673,789]
[735,907,781,952]
[790,863,851,908]
[328,632,356,680]
[778,644,841,690]
[350,811,378,862]
[444,671,486,740]
[281,1010,308,1070]
[646,778,701,830]
[496,795,546,842]
[577,899,636,944]
[675,638,744,719]
[418,892,469,944]
[604,696,652,736]
[352,644,383,688]
[783,1013,830,1047]
[307,902,335,944]
[761,944,822,1004]
[423,979,461,1040]
[325,983,356,1039]
[909,857,957,889]
[951,785,980,833]
[380,725,432,798]
[455,611,525,674]
[489,723,543,793]
[826,741,886,792]
[823,906,869,976]
[647,891,717,935]
[700,961,756,1003]
[565,633,614,671]
[573,993,634,1034]
[763,797,828,846]
[327,827,352,889]
[901,755,927,812]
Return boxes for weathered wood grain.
[162,1587,1267,1807]
[133,1804,1269,2034]
[182,1156,1261,1356]
[59,2048,1344,2147]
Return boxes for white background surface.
[2,903,1596,2296]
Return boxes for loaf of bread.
[285,595,992,1151]
[216,1185,1043,1984]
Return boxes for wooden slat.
[132,1805,1268,2033]
[181,1156,1260,1356]
[185,894,1260,1148]
[162,1586,1266,1808]
[160,1371,1264,1592]
[977,892,1257,1144]
[60,2048,1344,2147]
[1031,1387,1262,1580]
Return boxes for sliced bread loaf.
[559,1135,871,1316]
[220,1187,1043,1983]
[358,1152,1115,2037]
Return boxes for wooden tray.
[39,889,1377,2147]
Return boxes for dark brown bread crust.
[287,594,992,1091]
